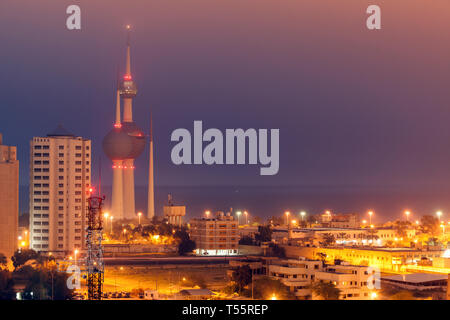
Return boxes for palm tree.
[310,281,341,300]
[337,233,348,246]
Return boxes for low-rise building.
[190,211,239,256]
[282,245,444,272]
[267,258,376,300]
[381,273,448,291]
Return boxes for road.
[103,255,242,266]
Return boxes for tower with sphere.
[103,26,146,220]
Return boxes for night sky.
[1,1,450,218]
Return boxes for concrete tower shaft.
[147,114,155,219]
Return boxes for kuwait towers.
[103,26,155,220]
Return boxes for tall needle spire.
[126,25,131,76]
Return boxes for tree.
[21,267,74,300]
[231,265,252,294]
[175,229,196,255]
[392,220,411,238]
[0,253,7,270]
[178,239,196,256]
[255,226,272,243]
[336,233,348,246]
[310,281,341,300]
[0,269,15,300]
[316,252,327,263]
[420,215,440,236]
[269,244,286,258]
[239,236,254,245]
[267,216,283,227]
[320,233,335,247]
[11,249,39,270]
[252,276,295,300]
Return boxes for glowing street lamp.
[236,211,242,225]
[104,212,109,231]
[300,211,306,221]
[437,211,443,222]
[404,210,410,222]
[368,211,374,225]
[74,249,79,264]
[138,212,142,225]
[285,211,290,225]
[110,216,114,234]
[205,210,211,218]
[371,292,377,300]
[270,293,277,300]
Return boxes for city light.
[270,293,277,300]
[404,210,410,222]
[110,216,114,234]
[285,211,290,225]
[300,211,306,221]
[371,292,377,300]
[368,211,374,225]
[205,210,211,218]
[138,211,142,225]
[244,211,249,225]
[436,211,443,221]
[236,211,242,225]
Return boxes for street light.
[285,211,290,226]
[104,212,109,231]
[437,211,443,222]
[404,210,410,222]
[138,212,142,225]
[205,210,211,218]
[368,211,374,225]
[236,211,242,225]
[270,293,277,300]
[300,211,306,221]
[74,249,79,265]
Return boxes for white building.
[29,126,91,255]
[268,258,377,300]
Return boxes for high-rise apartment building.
[29,126,91,255]
[0,133,19,259]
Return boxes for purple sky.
[1,0,450,199]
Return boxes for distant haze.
[2,1,450,221]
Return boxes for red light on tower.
[114,123,122,128]
[124,75,132,81]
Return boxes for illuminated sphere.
[121,122,146,158]
[102,122,145,160]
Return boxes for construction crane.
[86,193,105,300]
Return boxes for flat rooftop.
[382,273,448,283]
